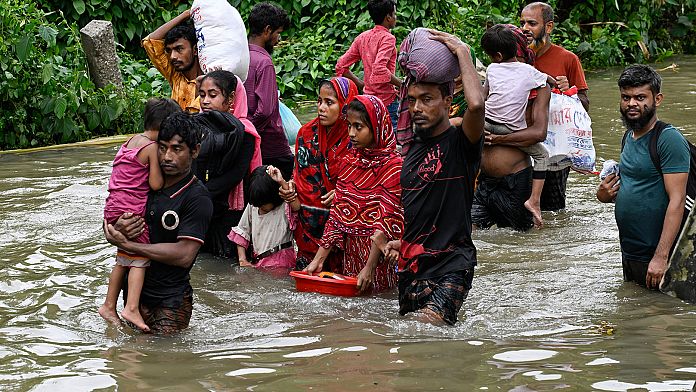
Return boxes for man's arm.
[146,10,191,41]
[335,39,362,78]
[429,30,484,144]
[371,35,396,87]
[343,70,365,92]
[486,85,550,147]
[648,172,688,289]
[104,221,202,269]
[577,90,590,113]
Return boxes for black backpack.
[621,120,696,233]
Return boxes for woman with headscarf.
[196,70,260,258]
[282,77,359,271]
[305,95,403,293]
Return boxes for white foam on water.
[340,346,367,352]
[522,371,562,381]
[492,349,558,362]
[283,347,332,358]
[676,367,696,373]
[467,340,484,346]
[586,357,620,366]
[389,347,399,354]
[226,368,277,377]
[592,380,695,391]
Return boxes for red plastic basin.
[289,271,360,297]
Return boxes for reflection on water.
[1,57,696,391]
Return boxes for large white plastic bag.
[279,101,301,146]
[542,91,595,172]
[191,0,249,81]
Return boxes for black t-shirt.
[399,126,482,280]
[141,172,213,307]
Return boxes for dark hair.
[164,24,197,47]
[200,70,238,100]
[143,98,182,131]
[618,64,662,96]
[481,24,517,61]
[368,0,396,25]
[318,79,337,96]
[346,99,373,132]
[248,2,290,37]
[248,165,283,208]
[159,112,202,149]
[525,2,554,23]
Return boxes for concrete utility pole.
[80,20,123,90]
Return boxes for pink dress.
[104,138,155,266]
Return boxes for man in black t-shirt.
[105,113,213,334]
[397,31,485,325]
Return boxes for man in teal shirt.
[597,64,689,290]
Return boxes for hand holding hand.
[266,165,285,184]
[113,212,144,240]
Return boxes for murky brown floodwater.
[1,57,695,391]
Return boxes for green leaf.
[73,0,86,15]
[39,26,58,47]
[300,16,310,24]
[301,0,311,7]
[86,111,100,130]
[41,64,53,84]
[54,97,67,119]
[16,35,32,63]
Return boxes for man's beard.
[414,124,435,139]
[621,103,657,131]
[173,59,195,73]
[264,41,274,55]
[529,31,549,53]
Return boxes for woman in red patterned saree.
[305,95,403,293]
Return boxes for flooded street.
[1,57,695,391]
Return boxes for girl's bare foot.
[121,307,150,332]
[524,199,543,229]
[98,304,122,325]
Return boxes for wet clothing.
[139,172,212,312]
[293,77,358,270]
[141,38,199,112]
[616,124,690,263]
[104,137,155,266]
[471,166,534,231]
[398,268,473,325]
[194,111,255,258]
[622,257,650,287]
[139,287,193,334]
[399,126,482,280]
[335,25,398,106]
[539,166,570,211]
[319,94,403,291]
[245,44,292,162]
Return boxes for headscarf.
[504,24,536,65]
[396,28,461,155]
[323,94,403,242]
[228,74,262,210]
[293,77,358,246]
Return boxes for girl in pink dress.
[99,98,180,332]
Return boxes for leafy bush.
[0,0,167,150]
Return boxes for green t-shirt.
[615,124,690,262]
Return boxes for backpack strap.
[620,130,629,152]
[647,120,671,174]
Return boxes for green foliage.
[0,0,167,150]
[38,0,188,54]
[3,0,696,149]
